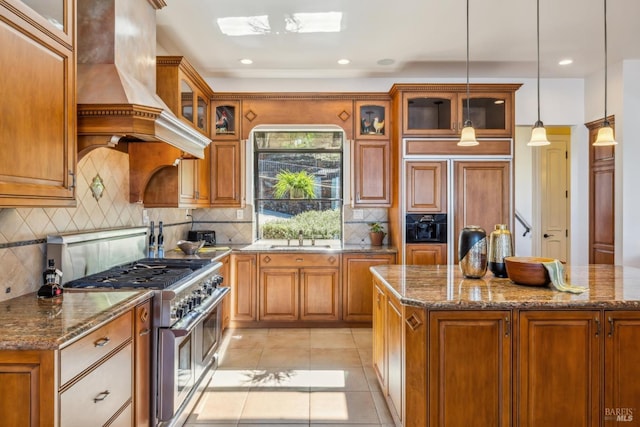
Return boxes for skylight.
[217,12,342,36]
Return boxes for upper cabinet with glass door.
[11,0,73,45]
[393,84,520,138]
[156,56,213,136]
[212,100,241,140]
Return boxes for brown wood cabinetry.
[604,311,640,425]
[404,306,427,427]
[219,255,231,331]
[0,0,76,207]
[258,253,340,322]
[429,310,511,427]
[372,281,387,387]
[406,244,447,265]
[518,310,601,427]
[586,118,615,264]
[0,300,150,427]
[406,161,447,212]
[134,300,152,427]
[230,253,257,323]
[395,84,518,138]
[211,140,244,207]
[157,56,213,136]
[342,253,396,322]
[453,161,511,257]
[213,100,241,140]
[352,139,391,206]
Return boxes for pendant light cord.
[465,0,471,124]
[536,0,541,124]
[603,0,608,124]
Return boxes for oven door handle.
[169,287,230,334]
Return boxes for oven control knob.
[213,275,223,287]
[174,304,184,320]
[193,290,203,306]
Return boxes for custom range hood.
[76,0,209,158]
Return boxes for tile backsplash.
[0,147,389,302]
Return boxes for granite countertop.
[237,242,397,254]
[370,264,640,309]
[0,290,153,351]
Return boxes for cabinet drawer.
[260,253,340,268]
[108,401,133,427]
[60,342,132,427]
[60,311,132,385]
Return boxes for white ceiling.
[156,0,640,81]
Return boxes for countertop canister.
[458,225,487,278]
[488,224,513,278]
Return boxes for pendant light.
[528,0,550,146]
[458,0,479,146]
[594,0,617,146]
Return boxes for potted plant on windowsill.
[273,170,316,199]
[369,222,386,246]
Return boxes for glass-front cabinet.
[213,100,240,139]
[355,100,389,139]
[403,92,459,136]
[14,0,71,42]
[400,86,516,138]
[457,92,512,137]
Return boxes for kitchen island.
[370,264,640,427]
[0,290,153,426]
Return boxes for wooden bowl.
[504,256,556,286]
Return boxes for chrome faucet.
[298,230,304,246]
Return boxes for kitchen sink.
[269,244,335,250]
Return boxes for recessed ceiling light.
[337,59,350,65]
[559,58,573,66]
[377,58,395,66]
[240,58,253,65]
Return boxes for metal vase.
[458,225,487,278]
[488,224,513,278]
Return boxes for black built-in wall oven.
[406,213,448,243]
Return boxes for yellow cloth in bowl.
[542,260,587,294]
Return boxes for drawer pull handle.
[93,390,110,403]
[94,337,111,347]
[140,328,151,336]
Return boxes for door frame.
[531,127,572,262]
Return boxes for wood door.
[406,161,447,213]
[454,161,511,260]
[134,300,151,427]
[604,311,640,425]
[586,118,615,264]
[342,253,395,322]
[405,243,447,265]
[429,311,511,427]
[0,350,55,427]
[538,134,569,262]
[386,294,403,423]
[518,311,600,427]
[230,254,257,322]
[179,159,197,204]
[300,268,339,321]
[372,280,387,388]
[259,268,299,321]
[196,145,211,203]
[404,306,427,427]
[211,140,243,207]
[0,6,76,207]
[353,139,391,206]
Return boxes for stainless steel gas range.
[47,227,229,427]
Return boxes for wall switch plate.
[142,209,149,225]
[236,209,244,219]
[353,209,364,220]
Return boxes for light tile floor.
[184,328,395,427]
